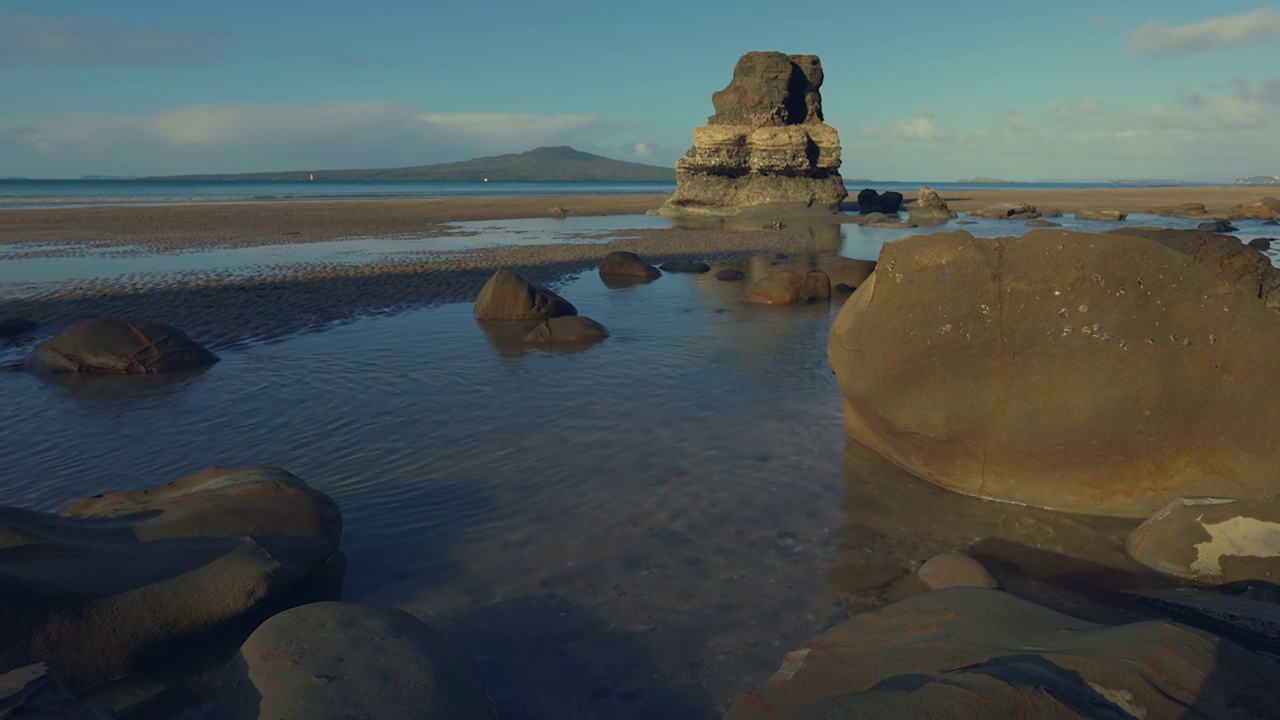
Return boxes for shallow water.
[3,215,1277,717]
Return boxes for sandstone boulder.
[1040,207,1063,218]
[1142,202,1207,217]
[742,269,830,305]
[473,269,577,321]
[725,588,1280,720]
[830,229,1280,517]
[1233,203,1279,220]
[1075,209,1127,221]
[658,52,847,216]
[1199,220,1239,233]
[714,269,747,282]
[817,257,876,289]
[24,318,218,374]
[0,467,343,691]
[856,189,903,215]
[906,206,953,225]
[1127,496,1280,586]
[599,251,661,280]
[1111,227,1280,311]
[968,203,1038,219]
[1027,219,1062,227]
[917,553,999,590]
[659,260,711,273]
[523,316,609,345]
[915,185,949,210]
[208,603,496,720]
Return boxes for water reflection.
[32,365,215,406]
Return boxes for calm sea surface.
[2,211,1277,718]
[0,178,1235,209]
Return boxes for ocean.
[0,178,1231,209]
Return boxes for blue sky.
[1,1,1278,180]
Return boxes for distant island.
[146,146,676,183]
[1235,175,1280,186]
[957,177,1008,183]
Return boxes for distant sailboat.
[309,173,315,181]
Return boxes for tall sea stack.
[658,51,847,217]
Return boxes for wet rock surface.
[472,269,577,321]
[24,318,219,374]
[658,260,711,274]
[0,466,343,691]
[599,251,661,280]
[523,316,610,345]
[208,602,497,720]
[0,663,112,720]
[1111,227,1280,311]
[1127,496,1280,586]
[830,229,1280,517]
[741,269,830,305]
[724,587,1280,720]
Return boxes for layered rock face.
[658,51,847,217]
[829,229,1280,517]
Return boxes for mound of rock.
[742,269,831,305]
[1127,496,1280,586]
[1141,202,1208,217]
[856,189,902,215]
[657,51,847,217]
[829,229,1280,517]
[724,588,1280,720]
[1199,220,1239,233]
[715,268,747,282]
[1111,227,1280,312]
[524,316,609,345]
[1249,238,1272,251]
[599,251,661,280]
[1075,209,1127,221]
[659,260,711,273]
[907,185,956,224]
[24,318,219,374]
[0,466,343,691]
[0,664,111,720]
[473,269,577,321]
[968,203,1038,219]
[209,602,496,720]
[817,257,876,289]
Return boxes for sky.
[1,1,1278,181]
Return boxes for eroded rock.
[917,553,999,590]
[523,316,609,345]
[817,257,876,289]
[1075,209,1127,221]
[968,203,1038,219]
[658,52,847,216]
[742,269,830,305]
[1111,227,1280,312]
[1127,496,1280,586]
[473,269,577,321]
[856,189,902,215]
[24,318,218,374]
[599,251,661,280]
[0,466,343,691]
[724,588,1280,720]
[659,260,711,273]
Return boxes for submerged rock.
[1027,219,1062,227]
[209,602,496,720]
[0,317,37,342]
[523,316,609,345]
[1142,202,1208,217]
[0,466,344,691]
[1248,237,1272,251]
[1127,496,1280,586]
[599,251,661,280]
[1199,220,1239,233]
[1075,209,1128,221]
[829,229,1280,517]
[659,260,711,273]
[658,51,847,217]
[24,318,218,374]
[917,553,999,590]
[473,269,577,321]
[714,268,747,282]
[968,203,1038,219]
[724,588,1280,720]
[742,269,831,305]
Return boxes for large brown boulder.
[24,318,218,374]
[209,602,496,720]
[724,588,1280,720]
[817,257,876,289]
[658,51,847,217]
[1127,496,1280,586]
[742,269,830,305]
[0,467,343,691]
[599,251,661,280]
[829,229,1280,517]
[968,202,1038,219]
[473,269,577,321]
[1111,227,1280,312]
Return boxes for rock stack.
[658,51,847,217]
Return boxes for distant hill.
[147,146,676,182]
[1235,175,1280,186]
[957,176,1008,183]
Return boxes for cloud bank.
[1129,7,1280,57]
[0,14,216,67]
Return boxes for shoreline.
[1,186,1275,248]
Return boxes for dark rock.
[742,269,831,305]
[24,318,218,374]
[523,316,609,345]
[857,189,903,214]
[599,251,661,280]
[0,317,37,341]
[724,588,1280,720]
[1125,588,1280,656]
[0,663,112,719]
[658,260,711,273]
[209,603,496,720]
[714,269,747,282]
[1249,237,1273,251]
[473,269,576,321]
[1199,220,1239,233]
[834,283,856,293]
[0,467,343,691]
[658,51,847,217]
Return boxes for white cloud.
[1005,108,1036,133]
[632,142,652,157]
[1048,98,1105,125]
[0,101,641,176]
[0,14,216,67]
[1129,7,1280,57]
[860,111,953,142]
